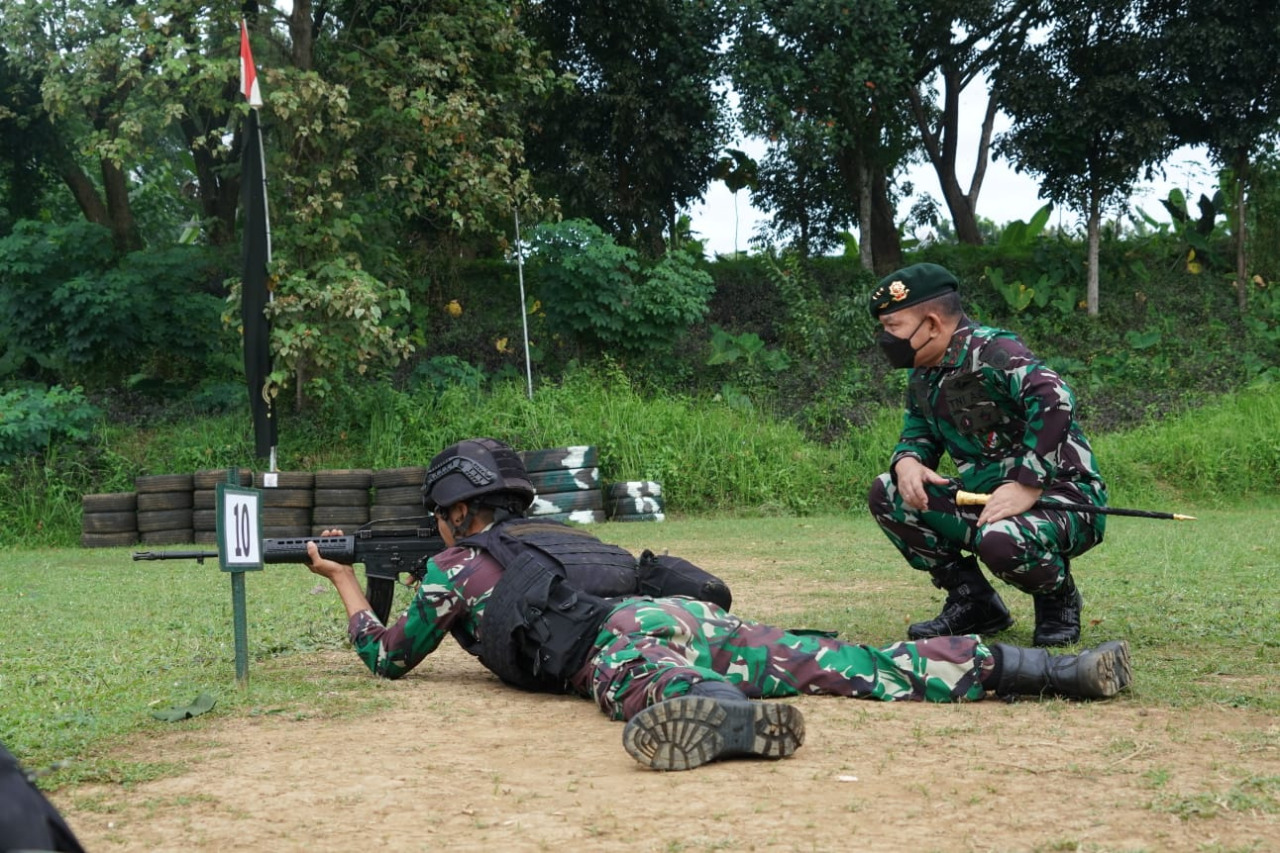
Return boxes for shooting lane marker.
[216,471,264,688]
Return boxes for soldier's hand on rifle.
[976,482,1043,527]
[893,457,951,511]
[306,529,356,582]
[306,528,377,619]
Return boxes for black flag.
[240,21,276,459]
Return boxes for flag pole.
[514,207,534,400]
[240,18,278,470]
[254,103,276,475]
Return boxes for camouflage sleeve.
[1001,356,1077,488]
[347,556,462,680]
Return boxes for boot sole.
[622,696,805,771]
[1071,639,1131,698]
[1096,640,1132,695]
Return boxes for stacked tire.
[135,474,195,545]
[522,446,605,524]
[192,468,253,545]
[254,471,314,538]
[312,469,373,535]
[370,466,429,526]
[606,481,665,522]
[80,492,138,548]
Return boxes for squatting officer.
[308,437,1128,772]
[867,262,1108,647]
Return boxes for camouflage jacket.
[346,542,503,679]
[890,318,1107,504]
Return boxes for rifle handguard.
[261,535,358,564]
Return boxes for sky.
[686,90,1219,257]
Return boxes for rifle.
[133,519,446,623]
[954,490,1196,521]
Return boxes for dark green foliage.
[0,221,230,390]
[525,219,714,361]
[0,385,100,465]
[523,0,730,255]
[996,2,1172,216]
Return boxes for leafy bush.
[0,220,230,389]
[233,254,415,405]
[526,219,714,358]
[0,385,100,465]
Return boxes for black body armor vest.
[457,519,641,693]
[456,518,734,694]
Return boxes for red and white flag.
[240,19,262,107]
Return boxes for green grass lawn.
[2,510,1277,786]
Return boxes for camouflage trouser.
[867,473,1105,594]
[571,597,993,721]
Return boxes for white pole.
[514,208,534,400]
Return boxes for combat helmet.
[421,437,534,512]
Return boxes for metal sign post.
[215,471,263,688]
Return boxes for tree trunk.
[858,164,873,271]
[183,104,241,247]
[54,158,111,230]
[870,168,902,275]
[908,73,998,246]
[1233,148,1250,312]
[290,0,314,72]
[1086,191,1101,316]
[100,159,143,252]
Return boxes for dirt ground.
[53,641,1278,853]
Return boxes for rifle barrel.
[132,550,220,561]
[954,490,1195,521]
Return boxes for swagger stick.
[955,490,1197,521]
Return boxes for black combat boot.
[1032,568,1084,647]
[621,680,805,771]
[992,640,1131,700]
[907,555,1014,640]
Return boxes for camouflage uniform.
[868,319,1107,594]
[346,537,996,718]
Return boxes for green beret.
[868,263,959,317]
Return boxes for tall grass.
[1095,382,1280,506]
[1,372,1277,546]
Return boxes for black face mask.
[877,319,926,369]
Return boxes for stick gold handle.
[955,490,990,507]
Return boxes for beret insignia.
[868,263,960,318]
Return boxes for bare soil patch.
[55,642,1278,853]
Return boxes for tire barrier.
[370,466,430,525]
[135,473,194,545]
[192,468,253,544]
[528,466,601,493]
[537,509,608,525]
[80,492,138,548]
[76,466,424,547]
[522,446,605,523]
[606,481,666,522]
[255,471,314,538]
[529,489,605,515]
[521,445,599,473]
[606,480,662,499]
[311,469,373,535]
